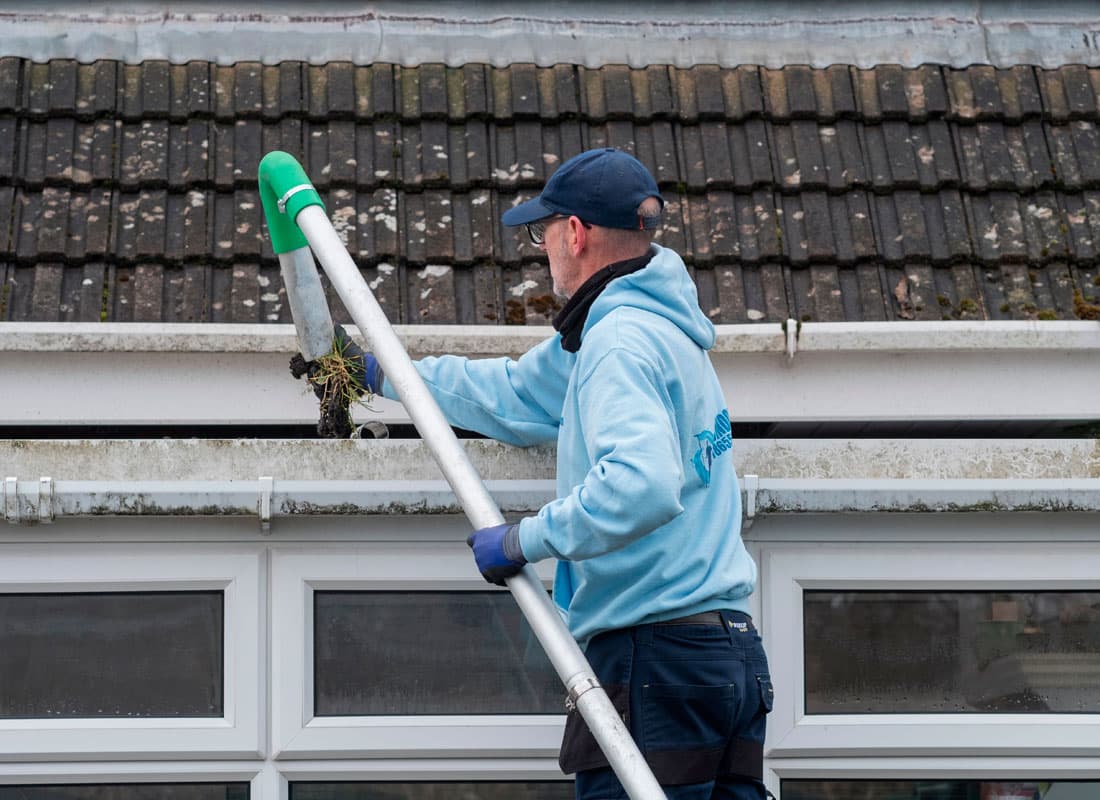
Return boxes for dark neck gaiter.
[552,251,654,353]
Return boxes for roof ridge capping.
[2,2,1100,69]
[1,320,1097,354]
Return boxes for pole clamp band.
[565,675,602,712]
[277,184,314,214]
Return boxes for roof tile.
[968,66,1004,119]
[802,191,838,263]
[508,64,540,119]
[211,121,235,190]
[35,187,69,259]
[82,188,114,259]
[1020,191,1067,262]
[324,62,357,119]
[826,65,858,118]
[212,65,237,123]
[876,65,910,119]
[955,125,986,192]
[771,123,802,191]
[785,66,819,119]
[854,68,882,123]
[579,65,608,123]
[14,190,40,261]
[367,64,396,118]
[847,263,888,320]
[418,63,448,119]
[1047,123,1081,189]
[1037,68,1071,123]
[1059,65,1097,118]
[1063,191,1100,261]
[25,62,51,118]
[0,58,21,113]
[945,68,977,121]
[977,122,1015,190]
[882,121,919,188]
[671,67,698,124]
[630,67,664,121]
[695,66,730,118]
[31,263,66,321]
[75,61,116,119]
[0,188,14,258]
[410,261,457,322]
[598,65,632,120]
[130,263,165,322]
[790,121,828,190]
[398,65,421,121]
[1070,120,1100,186]
[455,64,488,119]
[550,65,580,118]
[261,63,295,121]
[762,67,791,120]
[46,60,79,117]
[64,118,98,183]
[120,121,170,190]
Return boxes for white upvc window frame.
[0,543,263,760]
[271,542,564,759]
[760,538,1100,761]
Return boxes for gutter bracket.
[259,476,273,534]
[3,477,17,524]
[742,474,759,530]
[38,477,54,524]
[783,318,800,360]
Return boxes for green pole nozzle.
[258,151,325,254]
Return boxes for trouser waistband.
[654,610,754,630]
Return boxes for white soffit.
[1,1,1099,69]
[0,321,1097,426]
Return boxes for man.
[295,148,772,799]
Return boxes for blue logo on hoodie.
[692,409,732,488]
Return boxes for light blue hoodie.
[384,244,755,646]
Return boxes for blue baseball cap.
[501,148,663,230]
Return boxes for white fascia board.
[3,478,1099,525]
[4,438,1099,483]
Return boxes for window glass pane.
[804,591,1100,713]
[783,779,1100,799]
[314,591,561,715]
[0,591,223,718]
[0,784,248,800]
[291,782,572,800]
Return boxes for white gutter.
[4,321,1098,356]
[2,321,1098,425]
[4,478,1099,528]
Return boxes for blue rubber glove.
[289,324,384,398]
[466,523,527,586]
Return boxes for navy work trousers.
[563,610,773,800]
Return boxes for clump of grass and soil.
[290,335,375,439]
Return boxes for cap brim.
[501,196,555,226]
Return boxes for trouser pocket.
[558,681,628,775]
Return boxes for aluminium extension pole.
[259,152,666,800]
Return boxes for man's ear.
[568,215,588,256]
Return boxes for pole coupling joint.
[277,184,314,214]
[565,675,602,712]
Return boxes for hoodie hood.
[583,244,716,351]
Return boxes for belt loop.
[634,621,653,647]
[721,610,736,644]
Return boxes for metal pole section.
[294,203,667,799]
[278,247,334,361]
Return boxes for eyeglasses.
[526,215,591,245]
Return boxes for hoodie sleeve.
[380,335,572,447]
[518,344,684,562]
